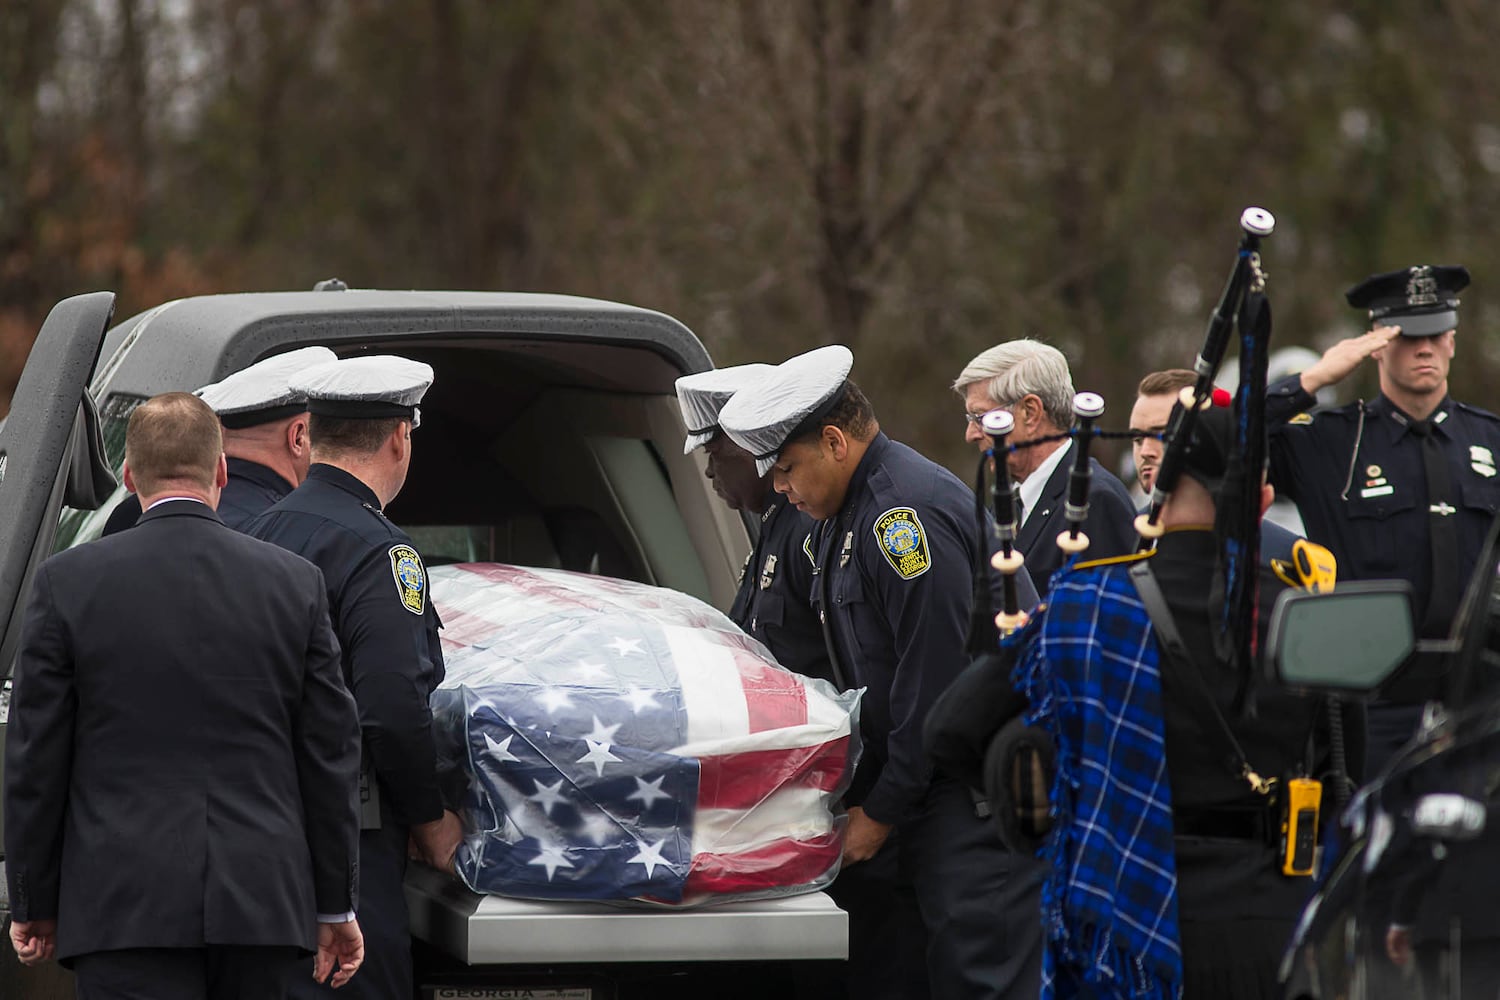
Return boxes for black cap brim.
[1385,309,1457,337]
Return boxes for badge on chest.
[760,554,779,590]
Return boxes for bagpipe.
[936,208,1287,850]
[976,206,1276,662]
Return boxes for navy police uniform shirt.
[218,457,296,531]
[1267,374,1500,637]
[812,432,1005,827]
[728,491,835,686]
[246,463,447,828]
[101,458,295,537]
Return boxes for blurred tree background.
[5,0,1500,478]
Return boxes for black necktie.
[1411,419,1460,636]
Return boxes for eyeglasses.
[964,404,1012,426]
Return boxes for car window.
[53,393,144,552]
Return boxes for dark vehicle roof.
[97,289,712,399]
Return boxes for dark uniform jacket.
[3,500,360,960]
[218,457,297,530]
[728,491,835,686]
[101,457,295,536]
[1268,375,1500,645]
[1138,528,1356,997]
[813,433,1004,826]
[1015,442,1138,595]
[247,463,449,828]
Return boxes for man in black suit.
[954,340,1137,595]
[5,392,365,999]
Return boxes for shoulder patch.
[873,506,931,580]
[389,543,427,615]
[1288,412,1314,425]
[802,532,816,567]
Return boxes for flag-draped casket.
[429,563,862,906]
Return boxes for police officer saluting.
[675,364,836,685]
[719,346,1043,1000]
[247,355,461,1000]
[1267,264,1500,770]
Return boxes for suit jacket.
[3,500,361,960]
[1015,445,1138,594]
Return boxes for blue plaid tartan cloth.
[1010,563,1183,1000]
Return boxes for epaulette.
[1072,548,1154,572]
[1455,400,1500,423]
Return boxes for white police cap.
[292,355,434,420]
[674,363,775,454]
[718,345,854,477]
[194,346,337,428]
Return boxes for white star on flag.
[573,660,609,680]
[619,686,660,714]
[483,732,520,764]
[536,686,575,715]
[527,778,569,817]
[627,775,672,810]
[577,739,622,777]
[606,636,644,657]
[577,809,619,847]
[528,842,575,881]
[627,838,670,879]
[584,715,622,744]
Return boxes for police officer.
[247,355,461,1000]
[103,345,336,534]
[675,364,835,685]
[1266,264,1500,769]
[720,346,1044,1000]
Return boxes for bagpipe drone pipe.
[927,207,1283,849]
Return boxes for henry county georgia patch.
[389,544,427,615]
[873,506,931,581]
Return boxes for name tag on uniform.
[1360,485,1394,498]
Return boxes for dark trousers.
[826,833,931,1000]
[287,823,412,1000]
[72,946,302,1000]
[903,777,1045,1000]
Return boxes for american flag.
[430,563,861,905]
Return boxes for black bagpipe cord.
[1212,287,1272,716]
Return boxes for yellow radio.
[1280,777,1323,876]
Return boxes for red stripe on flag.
[684,830,844,895]
[696,736,851,812]
[732,649,809,733]
[434,606,507,652]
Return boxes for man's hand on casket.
[842,807,892,866]
[409,809,463,874]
